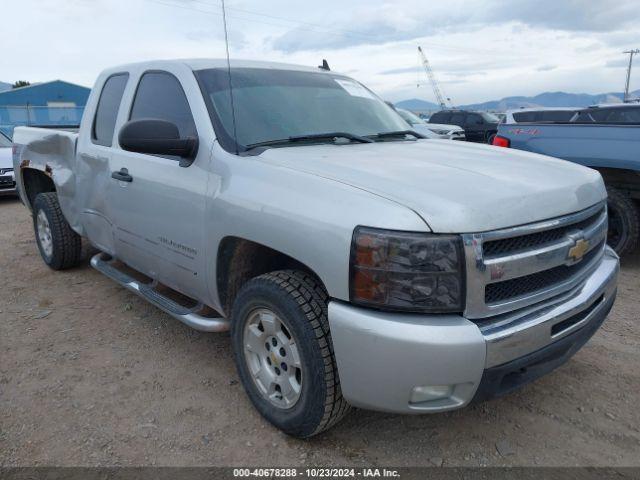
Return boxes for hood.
[256,140,606,233]
[0,147,12,170]
[426,123,463,132]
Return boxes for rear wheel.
[231,270,350,438]
[606,187,639,256]
[33,192,82,270]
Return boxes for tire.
[230,270,350,438]
[486,132,497,144]
[33,192,82,270]
[606,187,639,256]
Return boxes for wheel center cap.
[270,352,277,365]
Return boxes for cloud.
[605,58,630,68]
[498,0,640,32]
[536,65,558,72]
[271,0,640,54]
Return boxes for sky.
[2,0,640,104]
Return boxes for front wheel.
[606,187,639,256]
[231,270,350,438]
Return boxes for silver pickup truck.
[13,59,619,438]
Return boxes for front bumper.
[0,170,17,196]
[328,246,619,414]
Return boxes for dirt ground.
[1,196,639,467]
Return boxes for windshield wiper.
[245,132,374,150]
[370,130,426,140]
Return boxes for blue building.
[0,80,91,137]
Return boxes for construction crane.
[417,46,452,109]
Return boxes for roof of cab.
[102,58,333,75]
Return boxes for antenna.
[319,59,330,71]
[221,0,239,153]
[623,49,639,102]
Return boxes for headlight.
[350,227,465,313]
[429,128,450,135]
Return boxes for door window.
[92,73,129,146]
[466,114,483,125]
[449,113,465,126]
[130,72,197,138]
[430,112,450,123]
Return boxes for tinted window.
[513,110,576,123]
[93,74,128,146]
[449,113,466,126]
[466,114,483,125]
[572,111,595,123]
[590,107,640,124]
[130,72,197,138]
[539,111,575,122]
[430,112,450,123]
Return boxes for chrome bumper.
[329,247,619,414]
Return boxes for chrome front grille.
[462,202,608,319]
[484,240,604,304]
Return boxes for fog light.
[410,385,453,404]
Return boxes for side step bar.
[90,252,230,332]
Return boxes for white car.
[503,107,578,124]
[0,131,16,196]
[396,108,465,140]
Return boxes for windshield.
[196,68,410,151]
[481,112,501,123]
[0,132,11,148]
[397,109,425,125]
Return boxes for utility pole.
[623,49,639,102]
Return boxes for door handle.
[111,168,133,183]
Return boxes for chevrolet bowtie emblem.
[568,238,590,261]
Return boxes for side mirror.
[118,119,198,166]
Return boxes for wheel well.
[21,168,56,209]
[592,167,640,199]
[216,237,324,316]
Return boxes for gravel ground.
[1,196,639,467]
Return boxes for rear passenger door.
[76,72,129,254]
[108,69,211,299]
[464,113,484,142]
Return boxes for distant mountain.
[395,98,441,111]
[0,82,12,92]
[396,90,640,112]
[460,90,640,111]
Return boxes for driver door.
[108,70,210,299]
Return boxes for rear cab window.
[92,74,129,146]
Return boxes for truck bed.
[496,123,640,171]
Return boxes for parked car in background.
[429,110,500,143]
[494,102,640,255]
[396,108,465,140]
[0,131,16,196]
[504,107,579,124]
[13,59,618,438]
